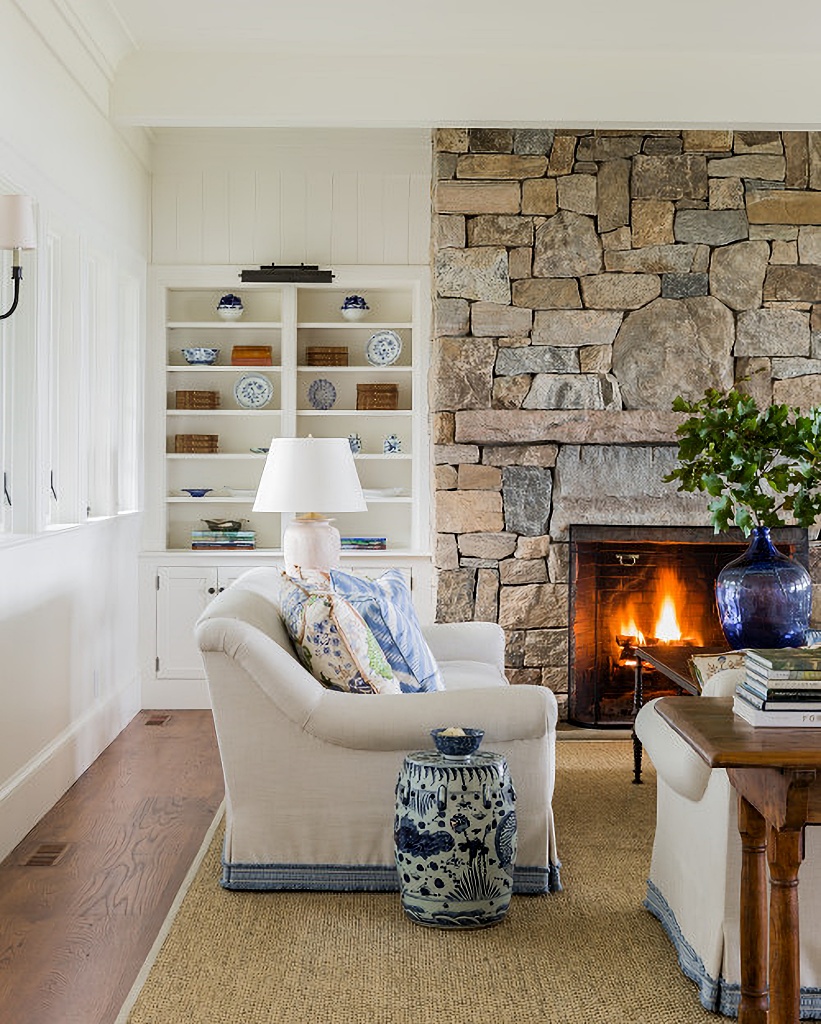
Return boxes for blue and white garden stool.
[394,749,517,928]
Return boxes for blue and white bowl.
[341,294,369,321]
[182,347,220,365]
[430,727,484,759]
[217,293,244,320]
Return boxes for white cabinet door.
[155,565,256,679]
[155,566,218,679]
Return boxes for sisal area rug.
[119,741,717,1024]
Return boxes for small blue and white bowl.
[182,347,220,365]
[341,294,369,321]
[217,293,244,320]
[430,727,484,760]
[181,488,213,498]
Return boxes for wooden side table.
[654,696,821,1024]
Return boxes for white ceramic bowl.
[341,307,367,321]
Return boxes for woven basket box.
[175,390,221,409]
[306,346,349,366]
[174,433,219,453]
[357,383,399,410]
[231,345,273,365]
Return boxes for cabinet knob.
[218,587,225,593]
[207,587,216,595]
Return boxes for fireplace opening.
[568,525,809,727]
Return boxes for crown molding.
[12,0,134,114]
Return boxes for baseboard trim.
[0,678,140,862]
[141,676,211,710]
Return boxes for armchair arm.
[304,684,557,751]
[634,698,712,802]
[422,621,505,671]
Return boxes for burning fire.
[615,569,701,649]
[618,610,645,645]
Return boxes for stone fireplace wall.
[430,127,821,718]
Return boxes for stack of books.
[340,536,387,551]
[191,530,256,550]
[733,648,821,727]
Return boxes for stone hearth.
[430,127,821,719]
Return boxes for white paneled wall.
[0,0,150,861]
[151,128,432,266]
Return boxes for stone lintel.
[455,409,683,445]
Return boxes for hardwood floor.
[0,710,224,1024]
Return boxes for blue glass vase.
[715,526,811,650]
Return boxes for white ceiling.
[52,0,821,127]
[97,0,821,56]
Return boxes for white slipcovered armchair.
[635,668,821,1017]
[195,567,561,894]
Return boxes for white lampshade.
[254,436,366,514]
[0,195,36,250]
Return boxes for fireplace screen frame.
[568,524,809,728]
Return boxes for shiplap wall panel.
[330,172,360,265]
[383,175,412,266]
[409,172,432,266]
[305,172,334,265]
[175,175,205,265]
[202,171,230,265]
[151,129,431,266]
[253,170,282,266]
[228,170,257,265]
[151,176,182,265]
[280,170,309,267]
[357,173,386,265]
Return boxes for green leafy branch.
[663,387,821,535]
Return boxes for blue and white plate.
[307,378,337,410]
[234,373,274,409]
[366,330,402,367]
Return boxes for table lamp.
[253,436,367,575]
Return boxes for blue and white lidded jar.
[348,433,362,454]
[394,746,517,929]
[341,294,369,321]
[383,433,402,455]
[217,293,244,320]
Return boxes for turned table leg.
[737,796,769,1024]
[767,825,804,1024]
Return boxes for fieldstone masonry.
[431,128,821,718]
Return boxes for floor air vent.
[24,842,69,867]
[145,713,171,726]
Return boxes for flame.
[618,609,645,645]
[613,568,702,649]
[652,569,692,643]
[654,594,682,642]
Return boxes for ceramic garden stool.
[393,749,517,928]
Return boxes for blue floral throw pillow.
[329,569,443,693]
[280,573,399,695]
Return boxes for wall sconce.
[0,195,36,321]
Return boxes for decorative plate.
[307,378,337,410]
[365,330,402,367]
[234,373,274,409]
